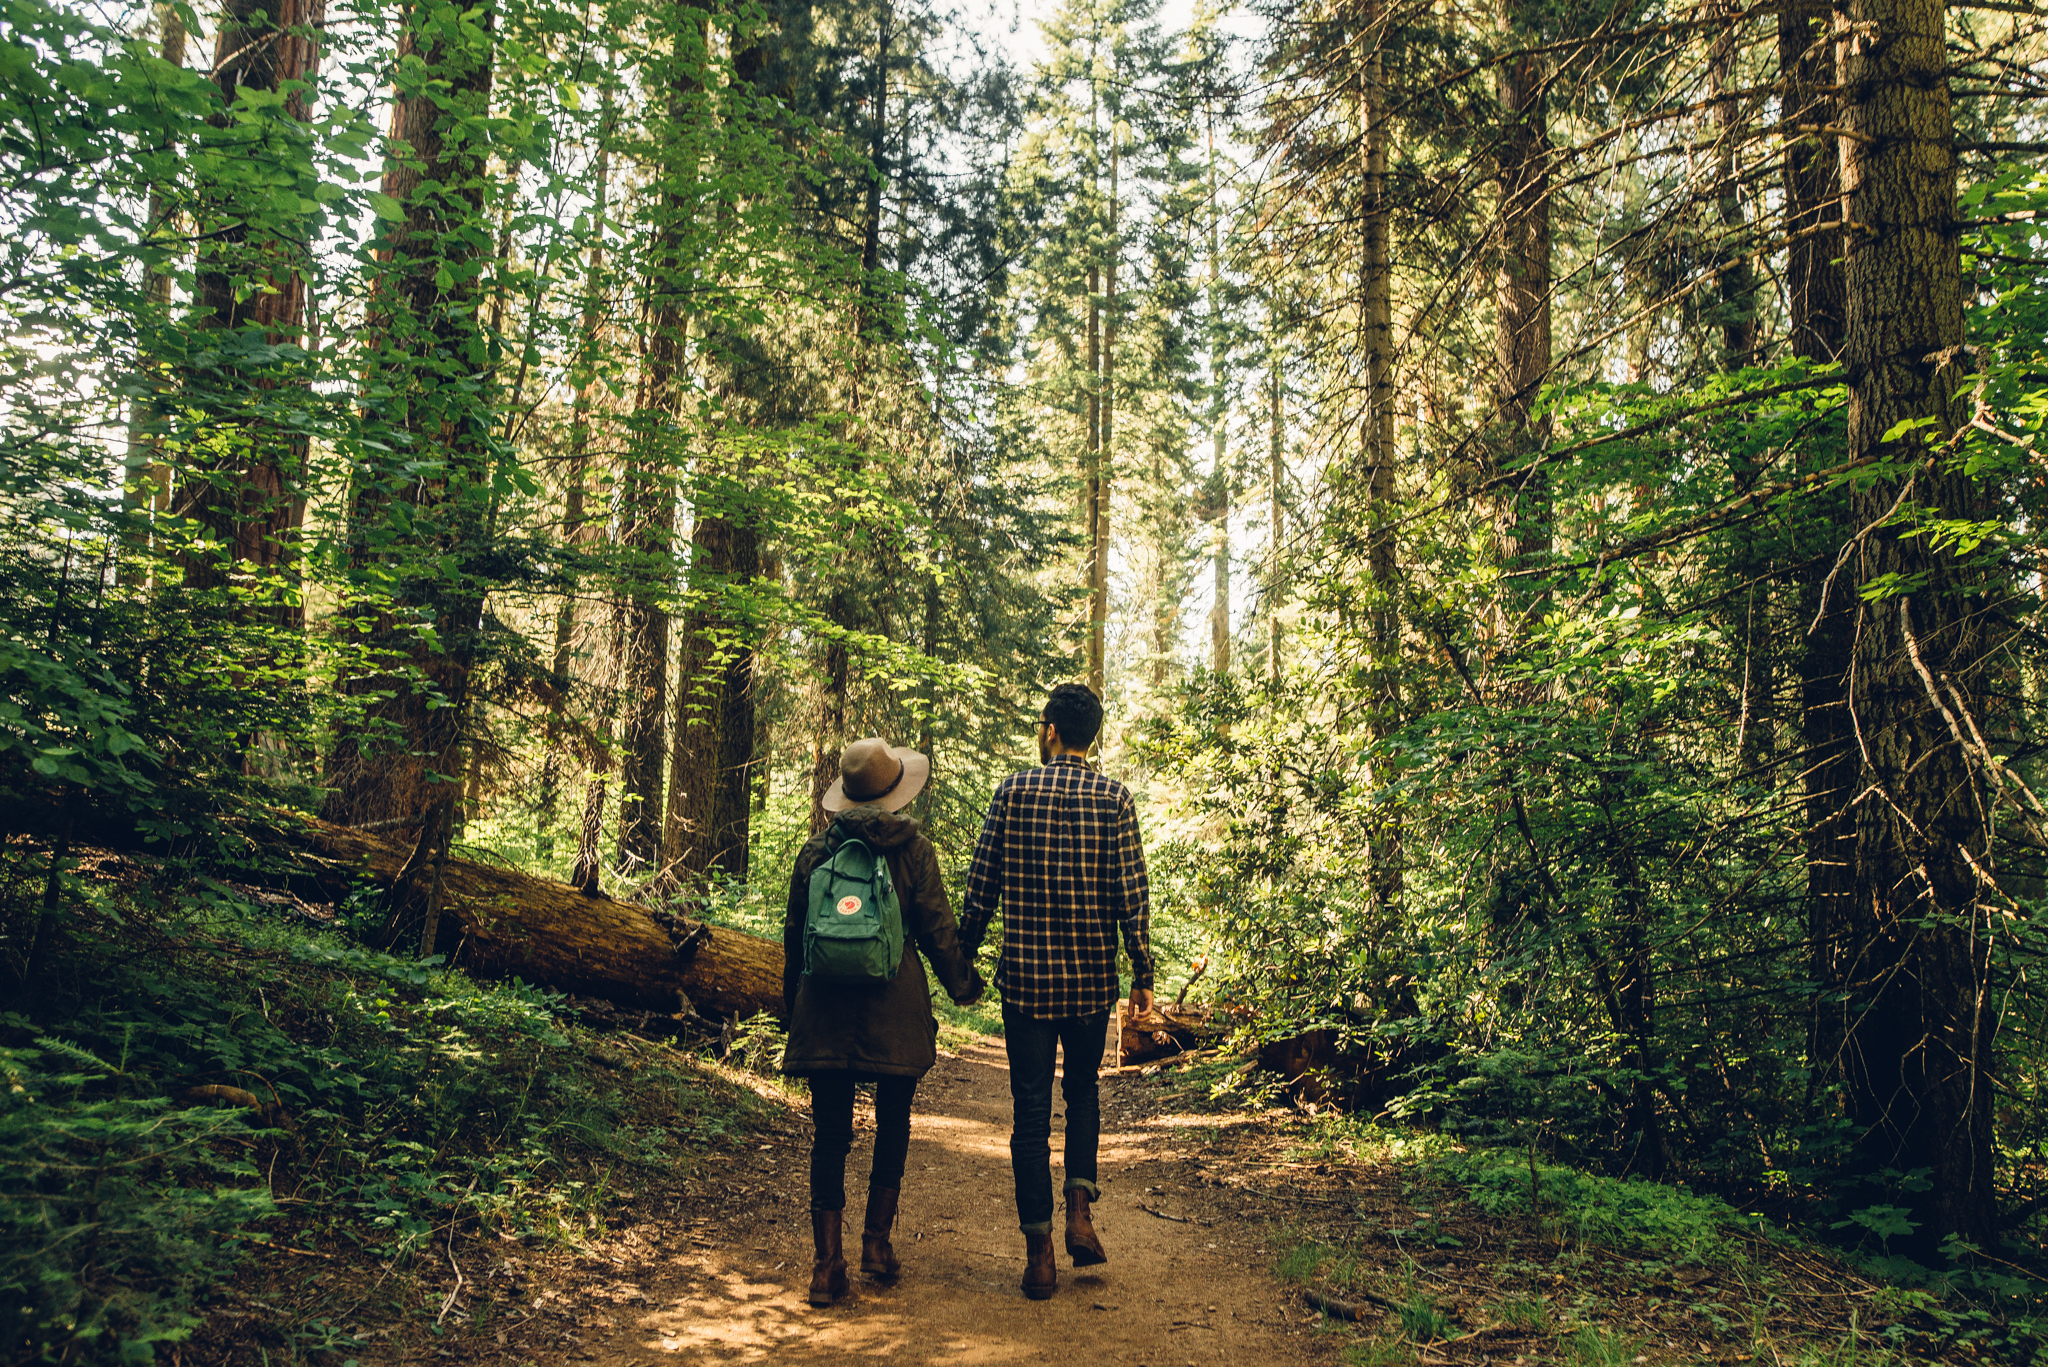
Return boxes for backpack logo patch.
[837,895,863,916]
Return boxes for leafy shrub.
[721,1010,788,1078]
[0,1036,273,1366]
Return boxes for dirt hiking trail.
[510,1027,1338,1367]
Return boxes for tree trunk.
[1833,0,1994,1250]
[1099,145,1118,702]
[1490,0,1552,579]
[615,469,674,880]
[572,592,628,893]
[1085,259,1105,697]
[1600,764,1665,1179]
[1709,2,1759,370]
[1784,0,1859,1123]
[1149,437,1177,690]
[537,110,611,864]
[856,0,891,335]
[916,562,941,822]
[119,2,187,586]
[808,634,849,834]
[1362,11,1401,917]
[616,183,695,876]
[665,504,761,884]
[180,0,326,624]
[1268,350,1284,686]
[322,0,495,830]
[1206,114,1230,677]
[1712,1,1773,775]
[1782,3,1847,365]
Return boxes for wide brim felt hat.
[822,737,930,813]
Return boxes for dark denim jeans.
[807,1073,919,1212]
[1002,1004,1110,1232]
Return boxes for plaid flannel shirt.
[959,754,1155,1020]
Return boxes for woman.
[782,736,983,1308]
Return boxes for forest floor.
[13,852,2003,1367]
[377,1022,1963,1367]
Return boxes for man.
[960,682,1155,1301]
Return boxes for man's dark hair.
[1042,683,1104,750]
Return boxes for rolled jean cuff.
[1020,1220,1053,1236]
[1063,1177,1101,1201]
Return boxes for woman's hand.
[953,967,986,1007]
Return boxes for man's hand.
[1129,987,1154,1018]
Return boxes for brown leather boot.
[808,1209,848,1307]
[860,1187,902,1279]
[1064,1187,1108,1266]
[1021,1228,1058,1300]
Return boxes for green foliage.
[719,1010,789,1081]
[1340,1341,1413,1367]
[0,1035,274,1366]
[1443,1144,1772,1267]
[1491,1292,1548,1330]
[1563,1324,1639,1367]
[10,0,2048,1349]
[1792,1327,1903,1367]
[0,857,788,1358]
[1393,1289,1455,1343]
[0,635,152,802]
[1274,1237,1332,1283]
[1146,298,2048,1235]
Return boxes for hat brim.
[822,746,930,813]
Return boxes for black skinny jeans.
[807,1073,919,1212]
[1002,1005,1110,1232]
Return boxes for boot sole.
[1066,1241,1108,1267]
[1023,1282,1057,1301]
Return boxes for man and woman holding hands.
[779,682,1155,1305]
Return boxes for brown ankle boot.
[1021,1228,1058,1300]
[1064,1187,1108,1266]
[860,1187,902,1279]
[808,1209,848,1307]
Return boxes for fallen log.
[275,813,784,1022]
[1117,999,1216,1067]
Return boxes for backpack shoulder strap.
[829,834,876,869]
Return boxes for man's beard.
[1038,731,1050,765]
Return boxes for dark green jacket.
[780,804,981,1078]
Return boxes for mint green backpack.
[803,836,905,984]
